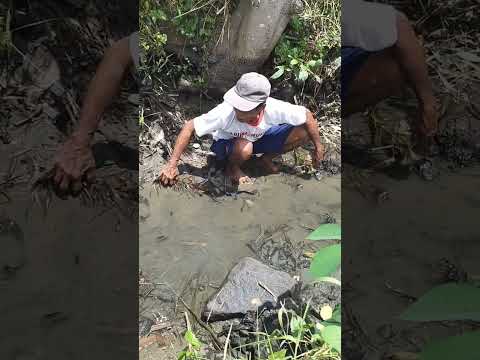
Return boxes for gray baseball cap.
[224,72,271,112]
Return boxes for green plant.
[399,283,480,359]
[139,0,169,85]
[236,303,340,360]
[139,0,232,90]
[178,329,204,360]
[305,223,341,354]
[176,223,342,360]
[271,0,340,83]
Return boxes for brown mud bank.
[1,2,139,358]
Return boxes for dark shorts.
[211,124,294,161]
[341,47,371,100]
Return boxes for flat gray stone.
[202,257,296,322]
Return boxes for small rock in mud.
[24,46,60,90]
[297,268,341,316]
[202,257,297,322]
[139,316,154,337]
[415,159,437,181]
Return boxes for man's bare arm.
[53,36,134,192]
[159,120,195,186]
[168,120,195,166]
[304,111,323,149]
[304,111,325,167]
[74,36,133,145]
[394,11,437,135]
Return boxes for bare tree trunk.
[206,0,302,92]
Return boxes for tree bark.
[206,0,302,92]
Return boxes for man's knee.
[232,138,253,160]
[283,126,309,152]
[288,126,308,145]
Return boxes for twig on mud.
[299,224,315,232]
[0,191,10,204]
[344,304,377,351]
[184,311,193,353]
[257,281,277,302]
[206,286,224,323]
[223,323,233,360]
[154,277,222,349]
[180,296,222,350]
[384,281,417,302]
[12,18,62,32]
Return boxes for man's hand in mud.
[418,102,439,137]
[53,133,95,195]
[312,145,325,169]
[158,163,179,187]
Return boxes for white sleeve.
[342,0,398,51]
[128,32,140,69]
[268,98,308,126]
[193,102,231,137]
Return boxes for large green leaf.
[307,224,341,241]
[271,66,285,79]
[331,304,341,323]
[298,67,309,81]
[322,325,341,353]
[309,244,341,278]
[420,331,480,360]
[400,284,480,321]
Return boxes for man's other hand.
[419,103,439,137]
[53,133,95,195]
[158,163,179,186]
[312,145,325,169]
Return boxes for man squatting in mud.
[158,72,325,186]
[51,1,438,192]
[342,0,439,142]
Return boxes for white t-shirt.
[342,0,398,51]
[193,97,308,142]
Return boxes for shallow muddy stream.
[139,173,341,317]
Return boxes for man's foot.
[259,155,280,174]
[225,164,253,184]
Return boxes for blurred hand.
[312,145,325,169]
[53,133,95,195]
[158,162,179,187]
[419,102,439,137]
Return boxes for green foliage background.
[139,0,340,89]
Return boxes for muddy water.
[343,165,480,356]
[139,174,341,315]
[0,190,138,359]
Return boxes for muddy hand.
[158,163,179,187]
[53,134,95,195]
[419,101,439,137]
[312,146,325,169]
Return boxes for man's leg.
[259,126,309,172]
[225,138,253,183]
[342,47,407,117]
[343,12,438,135]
